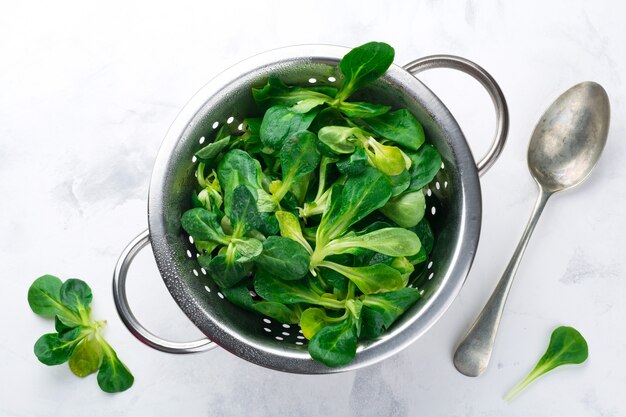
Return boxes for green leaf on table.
[28,275,81,326]
[97,343,134,393]
[28,275,65,316]
[504,326,589,401]
[54,316,76,334]
[34,332,83,366]
[59,279,93,314]
[336,41,395,101]
[69,336,103,377]
[28,275,134,393]
[254,236,310,280]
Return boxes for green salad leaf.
[504,326,589,401]
[308,317,358,368]
[28,275,133,393]
[336,41,395,101]
[260,106,317,151]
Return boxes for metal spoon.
[453,81,610,377]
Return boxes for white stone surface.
[1,1,625,416]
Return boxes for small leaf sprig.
[504,326,588,401]
[28,275,134,393]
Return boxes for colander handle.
[112,230,217,354]
[403,55,509,176]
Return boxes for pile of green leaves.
[182,41,443,367]
[28,275,134,393]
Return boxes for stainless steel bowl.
[113,44,508,373]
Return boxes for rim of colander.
[147,44,482,373]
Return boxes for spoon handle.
[453,187,552,377]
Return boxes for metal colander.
[113,44,508,374]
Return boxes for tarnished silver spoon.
[453,81,610,377]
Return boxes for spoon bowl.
[453,81,610,377]
[529,81,610,193]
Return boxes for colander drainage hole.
[428,272,434,280]
[431,206,436,215]
[217,292,224,299]
[263,318,271,324]
[237,123,244,131]
[328,76,336,82]
[227,116,234,124]
[264,327,271,333]
[426,188,432,197]
[296,335,304,340]
[308,78,317,83]
[204,285,211,293]
[186,250,193,258]
[275,336,284,341]
[296,342,304,346]
[282,324,290,329]
[199,136,205,144]
[281,332,290,336]
[427,261,433,269]
[193,269,199,277]
[212,121,219,129]
[191,155,197,163]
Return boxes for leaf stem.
[503,365,546,401]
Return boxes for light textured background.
[1,1,625,416]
